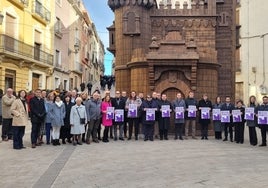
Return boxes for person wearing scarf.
[49,96,66,146]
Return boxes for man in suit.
[221,96,235,142]
[111,91,126,141]
[30,89,46,148]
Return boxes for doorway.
[32,73,40,90]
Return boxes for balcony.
[0,34,53,67]
[8,0,29,9]
[72,61,82,74]
[32,0,51,24]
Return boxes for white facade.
[236,0,268,103]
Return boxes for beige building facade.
[236,0,268,103]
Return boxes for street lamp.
[0,12,4,25]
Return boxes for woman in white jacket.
[70,97,87,145]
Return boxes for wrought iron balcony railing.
[0,34,53,66]
[32,0,51,22]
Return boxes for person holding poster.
[172,92,186,140]
[212,96,223,140]
[125,91,142,140]
[198,94,212,140]
[256,96,268,147]
[233,100,245,144]
[158,94,172,140]
[184,91,198,139]
[246,95,258,146]
[140,94,158,141]
[221,96,235,142]
[111,91,126,141]
[101,95,113,143]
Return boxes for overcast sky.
[84,0,114,75]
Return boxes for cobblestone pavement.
[1,124,268,188]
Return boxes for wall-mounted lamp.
[0,12,4,25]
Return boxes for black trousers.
[200,123,209,138]
[224,123,233,141]
[215,132,222,139]
[234,123,245,143]
[248,126,258,145]
[175,123,183,138]
[260,124,267,145]
[103,126,109,141]
[143,124,154,140]
[31,122,41,144]
[2,118,13,139]
[13,126,25,149]
[128,118,139,139]
[159,129,168,139]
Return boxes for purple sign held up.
[232,110,242,123]
[188,105,196,118]
[128,104,137,118]
[201,108,210,119]
[175,107,184,119]
[146,109,155,121]
[212,109,221,121]
[115,109,124,122]
[106,107,114,120]
[221,111,230,123]
[161,105,170,118]
[245,107,254,121]
[258,111,268,125]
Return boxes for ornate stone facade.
[107,0,236,133]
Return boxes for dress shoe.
[184,137,188,140]
[160,137,163,140]
[114,137,118,141]
[77,142,82,145]
[179,137,183,140]
[135,136,138,140]
[174,137,178,140]
[144,138,148,141]
[14,147,21,150]
[259,143,267,147]
[164,137,168,140]
[62,140,66,144]
[21,146,26,149]
[205,137,208,140]
[32,144,36,148]
[201,137,204,140]
[67,139,72,143]
[128,137,131,140]
[36,143,41,146]
[149,139,154,141]
[223,138,227,141]
[86,139,90,145]
[119,137,124,141]
[103,139,109,143]
[93,139,99,143]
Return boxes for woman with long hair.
[10,90,28,149]
[101,95,113,142]
[246,95,258,146]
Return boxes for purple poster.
[146,109,155,121]
[106,107,114,120]
[212,109,221,121]
[161,105,170,118]
[245,107,254,121]
[188,105,196,118]
[115,109,124,122]
[175,107,184,119]
[201,107,210,119]
[258,111,268,125]
[221,111,230,123]
[128,104,137,118]
[232,110,242,122]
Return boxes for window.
[5,69,16,90]
[64,80,68,90]
[55,50,61,67]
[55,17,61,33]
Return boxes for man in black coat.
[198,94,212,140]
[30,89,46,148]
[256,96,268,146]
[221,96,235,142]
[111,91,126,141]
[185,91,198,139]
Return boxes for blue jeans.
[45,123,52,144]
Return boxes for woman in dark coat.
[60,95,74,144]
[158,94,172,140]
[234,100,245,144]
[246,95,258,146]
[140,94,158,141]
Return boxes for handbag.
[76,108,86,124]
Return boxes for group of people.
[1,87,268,150]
